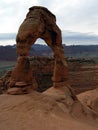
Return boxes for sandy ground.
[0,87,98,130]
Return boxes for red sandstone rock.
[7,85,33,95]
[7,87,23,95]
[7,56,38,94]
[15,82,29,87]
[0,92,98,130]
[16,6,69,89]
[77,89,98,114]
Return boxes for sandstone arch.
[8,6,69,93]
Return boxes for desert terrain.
[0,3,98,130]
[0,57,98,130]
[0,90,98,130]
[30,57,98,94]
[0,57,98,94]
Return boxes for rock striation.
[7,6,69,94]
[0,91,98,130]
[0,6,98,130]
[7,56,37,94]
[78,88,98,114]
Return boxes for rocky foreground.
[0,87,98,130]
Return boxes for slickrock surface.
[0,88,98,130]
[77,88,98,114]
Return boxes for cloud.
[0,0,39,32]
[54,0,98,34]
[0,0,98,36]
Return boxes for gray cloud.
[0,0,98,36]
[54,0,98,34]
[0,0,38,32]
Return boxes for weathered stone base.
[53,81,69,88]
[7,83,33,95]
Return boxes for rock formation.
[0,6,98,130]
[8,6,69,94]
[7,56,37,94]
[0,70,12,93]
[9,56,33,86]
[0,91,98,130]
[78,88,98,114]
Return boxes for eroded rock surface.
[7,56,37,94]
[0,90,98,130]
[15,6,68,90]
[77,89,98,114]
[0,70,12,93]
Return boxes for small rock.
[7,87,23,95]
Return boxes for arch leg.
[44,31,69,88]
[52,45,69,87]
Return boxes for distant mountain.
[0,44,98,61]
[0,45,17,61]
[64,45,98,58]
[0,31,97,61]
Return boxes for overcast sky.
[0,0,98,35]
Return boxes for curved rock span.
[7,6,68,94]
[0,6,98,130]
